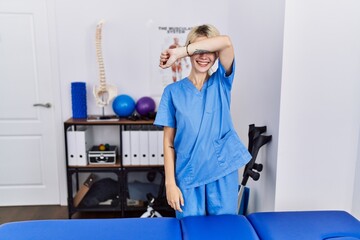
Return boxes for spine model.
[93,20,117,108]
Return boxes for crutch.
[237,124,272,215]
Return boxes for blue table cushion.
[180,214,260,240]
[323,238,360,240]
[0,217,182,240]
[247,210,360,240]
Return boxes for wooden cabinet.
[64,118,172,218]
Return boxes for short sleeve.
[154,86,176,128]
[217,59,235,90]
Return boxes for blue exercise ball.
[112,94,135,117]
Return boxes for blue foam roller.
[71,82,87,119]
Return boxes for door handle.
[33,103,51,108]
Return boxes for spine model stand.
[93,20,117,109]
[237,124,272,215]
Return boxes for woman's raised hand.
[159,48,180,69]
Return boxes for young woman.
[154,24,251,218]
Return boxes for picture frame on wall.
[149,25,192,96]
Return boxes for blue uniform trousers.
[176,170,239,219]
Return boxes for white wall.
[276,0,360,212]
[229,0,285,213]
[230,0,360,215]
[353,129,360,219]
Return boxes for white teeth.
[197,62,208,67]
[196,60,210,65]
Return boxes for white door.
[0,0,60,205]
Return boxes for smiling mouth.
[196,59,211,67]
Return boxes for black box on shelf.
[88,145,117,164]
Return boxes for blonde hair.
[185,24,220,46]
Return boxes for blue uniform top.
[154,60,251,189]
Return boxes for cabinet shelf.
[122,165,164,168]
[65,118,154,125]
[68,159,121,169]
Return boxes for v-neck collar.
[183,77,211,96]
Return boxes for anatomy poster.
[150,26,192,96]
